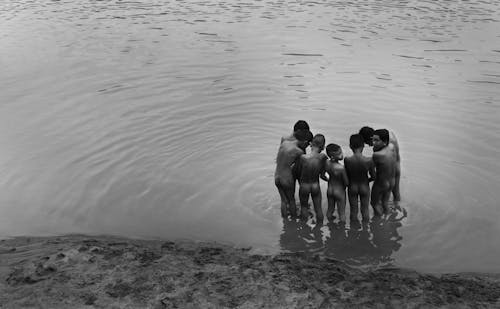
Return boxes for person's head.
[326,143,343,161]
[311,134,325,151]
[349,134,364,151]
[294,129,313,150]
[372,129,389,151]
[359,126,374,146]
[293,120,310,133]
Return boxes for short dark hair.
[349,134,364,149]
[326,143,341,157]
[293,120,310,132]
[373,129,389,144]
[311,134,325,148]
[359,126,374,144]
[295,129,313,142]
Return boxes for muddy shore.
[1,235,499,308]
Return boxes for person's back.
[298,134,327,224]
[299,152,326,183]
[344,134,374,222]
[324,144,349,223]
[275,139,303,183]
[370,129,397,216]
[275,130,313,218]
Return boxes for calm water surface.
[1,0,499,273]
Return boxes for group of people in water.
[275,120,401,225]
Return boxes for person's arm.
[320,155,329,181]
[369,155,378,182]
[342,168,349,187]
[367,158,375,182]
[320,172,328,182]
[294,152,304,180]
[389,131,400,162]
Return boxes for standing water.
[1,0,499,273]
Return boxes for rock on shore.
[1,235,500,308]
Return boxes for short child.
[323,143,349,223]
[298,134,327,224]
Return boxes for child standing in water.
[359,126,401,210]
[344,134,374,223]
[298,134,327,224]
[323,143,349,223]
[370,129,397,216]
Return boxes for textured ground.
[1,235,500,308]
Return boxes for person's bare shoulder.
[325,159,333,171]
[372,150,384,162]
[281,134,295,144]
[333,162,345,171]
[363,155,374,165]
[389,131,398,144]
[294,146,306,157]
[339,163,346,171]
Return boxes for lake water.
[1,0,499,273]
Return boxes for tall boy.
[298,134,327,224]
[359,126,401,208]
[370,129,397,216]
[323,143,349,223]
[280,120,311,201]
[275,130,313,218]
[344,134,375,223]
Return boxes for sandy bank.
[1,235,499,308]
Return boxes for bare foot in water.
[394,201,402,212]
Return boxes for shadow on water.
[279,212,405,268]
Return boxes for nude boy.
[360,126,401,209]
[370,129,397,216]
[298,134,327,224]
[280,120,311,200]
[323,143,349,223]
[275,129,313,218]
[344,134,374,223]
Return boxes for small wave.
[393,54,424,59]
[282,53,323,56]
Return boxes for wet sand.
[1,235,499,308]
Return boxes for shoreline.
[1,235,500,308]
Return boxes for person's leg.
[283,183,298,218]
[298,184,310,220]
[348,187,359,222]
[360,184,370,222]
[312,185,323,225]
[275,178,289,218]
[360,192,370,222]
[337,192,347,223]
[326,193,335,222]
[370,183,383,217]
[381,189,391,215]
[392,162,401,210]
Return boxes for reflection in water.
[280,212,405,268]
